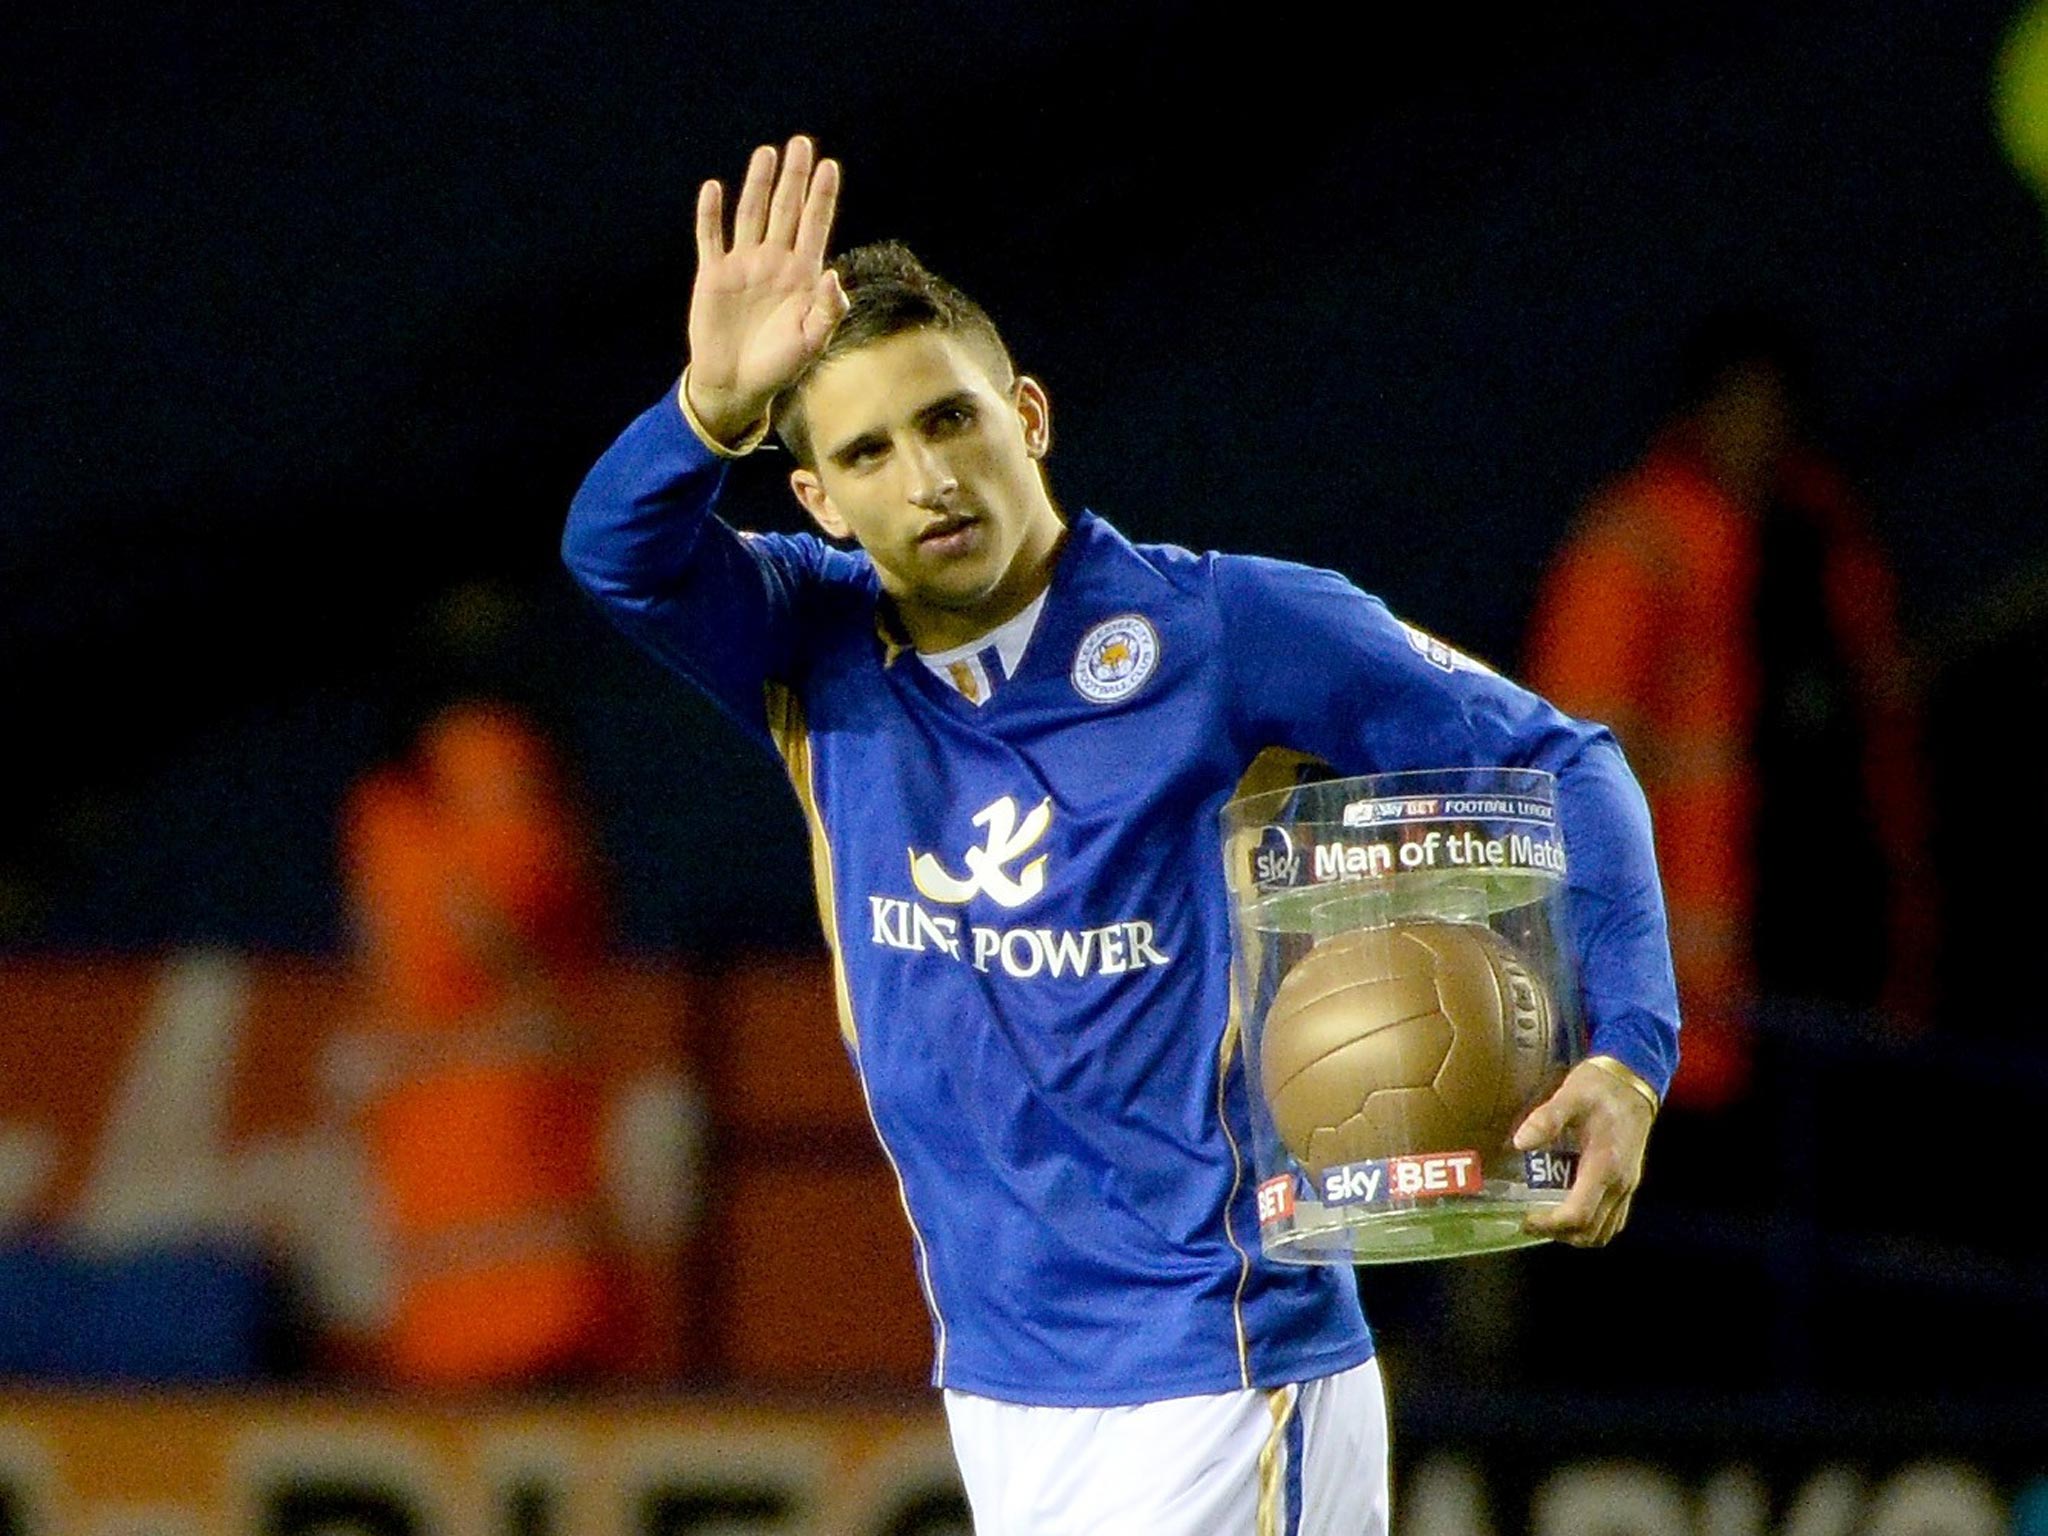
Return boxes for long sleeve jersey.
[563,387,1681,1406]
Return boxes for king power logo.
[910,795,1052,909]
[876,794,1172,981]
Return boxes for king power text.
[869,896,1173,979]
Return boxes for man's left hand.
[1512,1056,1657,1248]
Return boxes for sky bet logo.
[1256,1174,1297,1226]
[1524,1148,1579,1190]
[1249,825,1303,892]
[1320,1150,1483,1207]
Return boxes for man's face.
[789,329,1059,636]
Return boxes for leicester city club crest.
[1071,614,1160,704]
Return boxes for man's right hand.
[685,136,848,448]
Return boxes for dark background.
[8,0,2045,955]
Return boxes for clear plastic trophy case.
[1221,768,1585,1264]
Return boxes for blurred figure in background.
[342,590,618,1389]
[1524,312,1931,1111]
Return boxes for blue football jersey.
[564,390,1681,1406]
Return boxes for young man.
[564,137,1678,1535]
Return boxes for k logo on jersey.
[910,795,1054,909]
[881,795,1172,978]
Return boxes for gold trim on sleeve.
[677,366,773,458]
[1584,1053,1662,1115]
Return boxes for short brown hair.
[772,242,1016,467]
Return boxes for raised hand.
[685,136,849,448]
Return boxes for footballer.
[564,137,1678,1535]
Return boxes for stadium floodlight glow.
[1996,0,2048,207]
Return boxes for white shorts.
[941,1358,1389,1536]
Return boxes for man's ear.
[791,467,852,540]
[1016,375,1052,460]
